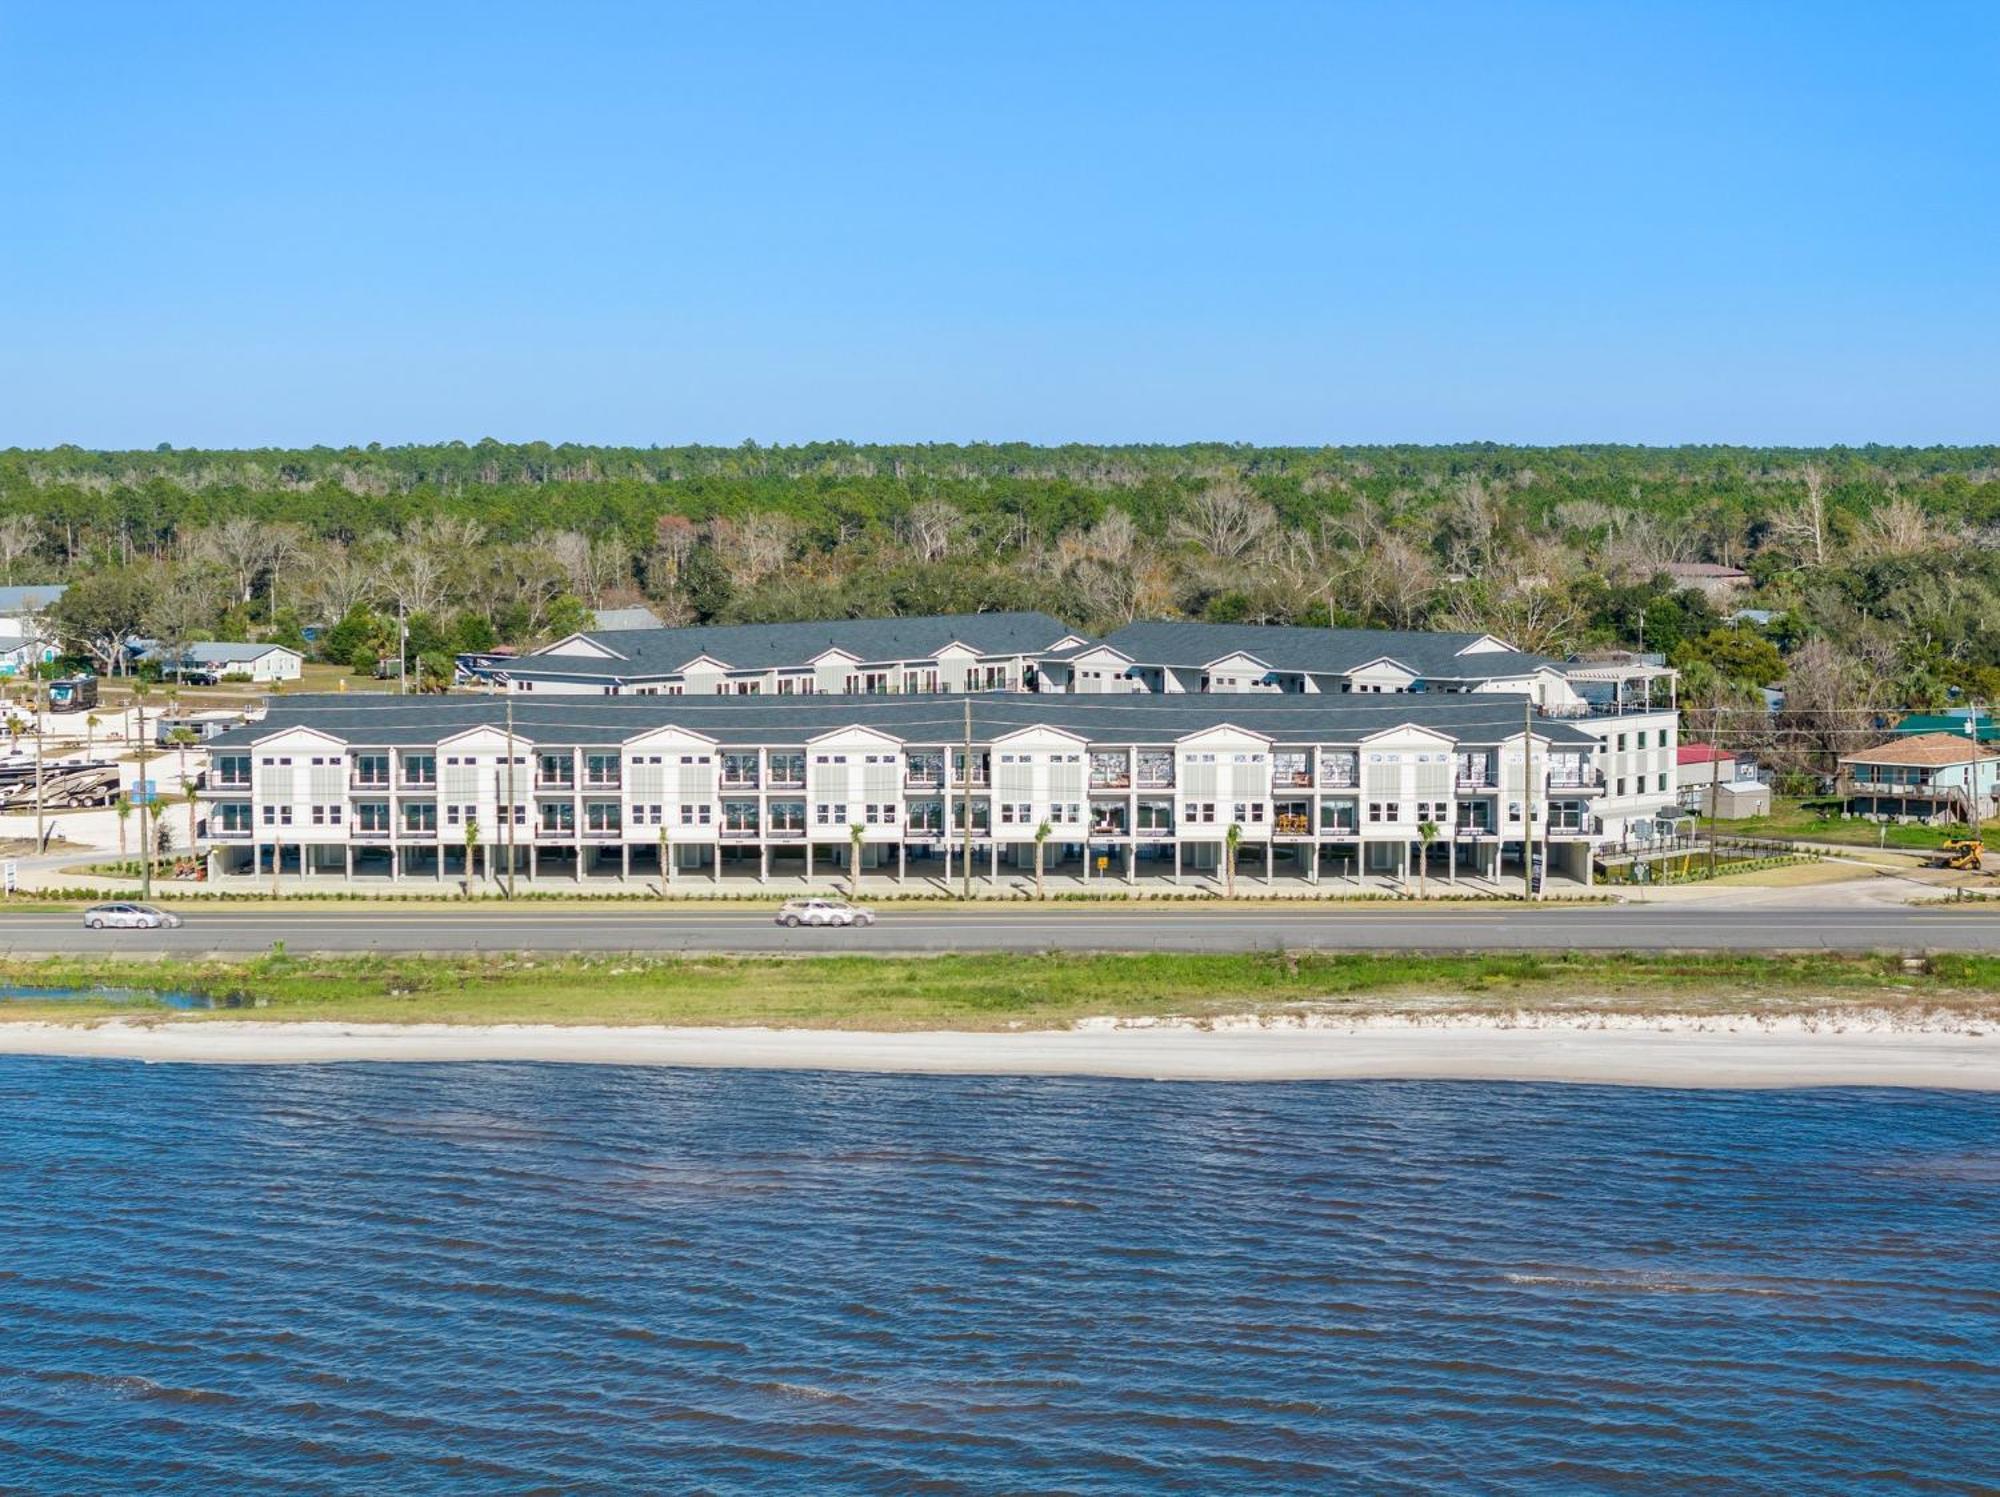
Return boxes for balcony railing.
[209,826,253,840]
[719,826,761,839]
[1547,770,1605,790]
[400,827,438,840]
[1319,772,1357,789]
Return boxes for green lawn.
[2,950,1996,1028]
[1703,798,1986,851]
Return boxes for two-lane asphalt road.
[5,903,1997,956]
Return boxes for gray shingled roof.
[1100,621,1554,681]
[207,691,1594,751]
[0,584,66,614]
[528,611,1072,677]
[177,642,299,664]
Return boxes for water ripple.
[0,1060,1994,1492]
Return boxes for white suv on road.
[774,898,876,928]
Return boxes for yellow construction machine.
[1933,838,1985,872]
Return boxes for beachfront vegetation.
[7,441,2000,779]
[2,950,1996,1028]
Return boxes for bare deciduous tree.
[190,517,272,604]
[0,516,40,583]
[900,499,965,563]
[707,513,797,588]
[1168,480,1275,559]
[1859,494,1943,557]
[1770,461,1831,567]
[297,541,380,624]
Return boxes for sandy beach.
[1,1012,1994,1089]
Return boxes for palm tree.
[847,823,865,897]
[1033,819,1052,900]
[184,779,202,865]
[114,792,132,857]
[83,712,99,757]
[1417,819,1439,898]
[463,816,480,896]
[658,823,671,897]
[1224,822,1242,899]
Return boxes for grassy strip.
[1704,800,1991,851]
[2,951,1997,1029]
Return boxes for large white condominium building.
[199,692,1631,892]
[460,613,1679,846]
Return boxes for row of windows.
[1182,803,1269,824]
[813,803,901,825]
[997,803,1085,824]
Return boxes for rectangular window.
[403,754,437,786]
[403,802,438,832]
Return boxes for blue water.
[0,1062,1993,1494]
[0,984,212,1009]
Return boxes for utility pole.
[960,696,973,900]
[1522,695,1535,901]
[504,688,517,898]
[32,675,45,853]
[135,692,153,902]
[1707,709,1721,881]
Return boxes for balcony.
[905,771,943,788]
[399,827,438,840]
[1455,774,1492,791]
[719,826,762,840]
[1319,772,1357,789]
[536,777,576,792]
[208,825,253,841]
[1547,769,1605,791]
[1089,774,1132,790]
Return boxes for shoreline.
[1,1013,1994,1089]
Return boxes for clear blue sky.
[2,1,1994,448]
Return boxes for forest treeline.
[8,441,2000,772]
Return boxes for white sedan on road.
[82,902,183,930]
[774,898,877,928]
